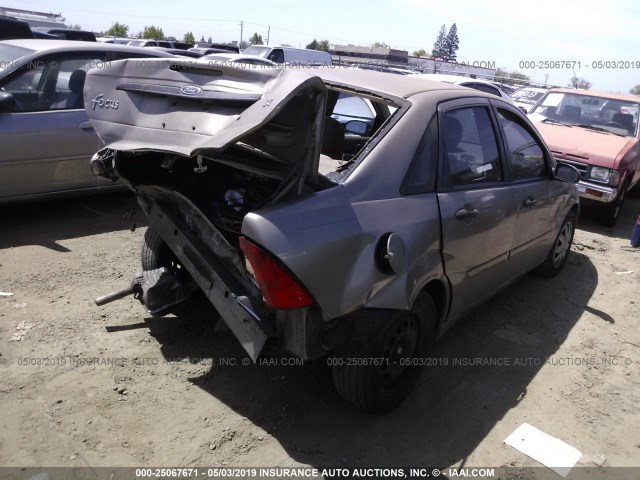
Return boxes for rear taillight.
[239,237,315,309]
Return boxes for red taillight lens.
[239,237,315,309]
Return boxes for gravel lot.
[1,191,639,478]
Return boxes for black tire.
[141,227,177,271]
[332,293,437,413]
[535,211,576,278]
[598,183,627,227]
[141,227,217,321]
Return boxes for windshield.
[0,44,34,71]
[512,89,546,106]
[531,91,639,136]
[242,46,270,58]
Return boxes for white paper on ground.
[504,423,582,477]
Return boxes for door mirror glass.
[555,163,580,183]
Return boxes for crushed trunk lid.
[84,59,327,182]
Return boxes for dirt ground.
[1,191,639,478]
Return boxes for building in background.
[330,44,409,66]
[329,44,496,80]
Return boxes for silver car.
[0,40,173,203]
[88,60,580,412]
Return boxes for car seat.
[51,69,87,109]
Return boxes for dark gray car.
[0,40,173,203]
[88,60,580,412]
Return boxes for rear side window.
[401,115,438,194]
[442,107,502,186]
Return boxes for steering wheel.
[603,121,625,129]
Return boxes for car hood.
[84,58,327,180]
[533,120,634,168]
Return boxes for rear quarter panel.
[242,92,447,319]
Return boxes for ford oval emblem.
[180,85,202,95]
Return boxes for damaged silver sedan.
[87,60,580,412]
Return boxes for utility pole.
[239,20,243,49]
[544,74,549,86]
[266,26,270,45]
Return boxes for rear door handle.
[455,208,479,219]
[78,121,93,130]
[523,197,537,207]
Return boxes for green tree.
[207,36,212,43]
[443,23,459,61]
[432,24,447,59]
[630,85,640,95]
[413,49,427,57]
[105,22,129,37]
[142,25,164,40]
[183,32,195,44]
[66,23,82,30]
[307,39,330,51]
[372,41,389,48]
[249,32,263,45]
[199,35,206,42]
[567,77,591,89]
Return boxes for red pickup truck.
[530,88,640,226]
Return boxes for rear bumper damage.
[136,186,276,361]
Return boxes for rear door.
[436,98,519,321]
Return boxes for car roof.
[414,73,495,86]
[297,66,475,99]
[0,39,175,56]
[514,86,548,92]
[548,87,640,103]
[204,53,273,62]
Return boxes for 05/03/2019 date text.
[326,357,450,367]
[518,60,640,69]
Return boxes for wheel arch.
[416,278,450,336]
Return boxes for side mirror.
[0,91,15,113]
[555,163,580,183]
[345,120,368,135]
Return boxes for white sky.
[4,0,639,92]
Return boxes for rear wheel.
[535,211,576,278]
[141,227,217,321]
[332,293,437,413]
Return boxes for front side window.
[442,106,502,186]
[2,55,106,112]
[267,49,284,63]
[497,109,546,180]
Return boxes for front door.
[436,99,518,321]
